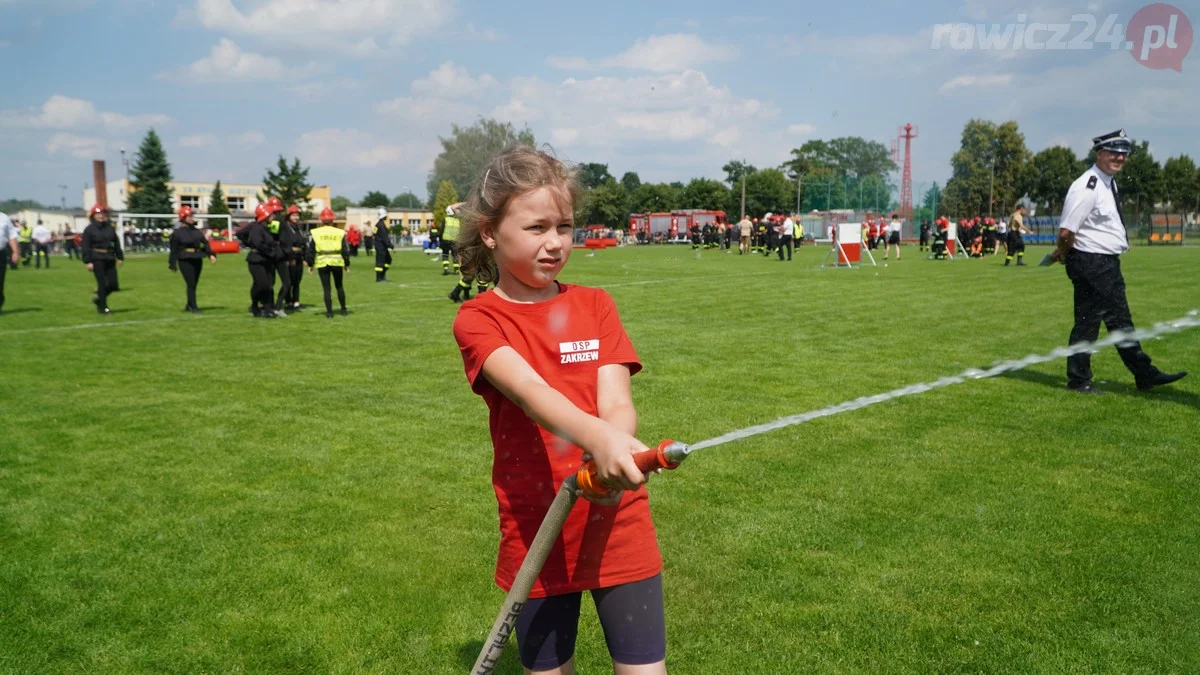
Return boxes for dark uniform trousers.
[275,259,294,309]
[1065,250,1155,388]
[318,267,346,313]
[375,242,392,281]
[92,260,119,310]
[179,258,203,309]
[778,234,793,261]
[288,250,304,305]
[248,261,274,310]
[35,243,51,268]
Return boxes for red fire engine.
[628,209,727,243]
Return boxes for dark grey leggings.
[516,573,665,671]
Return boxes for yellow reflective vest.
[311,225,347,268]
[18,226,32,243]
[443,215,461,241]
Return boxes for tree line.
[939,119,1200,226]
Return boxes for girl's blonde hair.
[457,145,583,285]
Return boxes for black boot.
[449,284,464,303]
[1137,370,1188,391]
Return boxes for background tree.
[360,191,390,209]
[620,171,642,194]
[582,179,628,228]
[427,118,535,206]
[1028,146,1082,215]
[432,180,460,230]
[629,183,680,214]
[942,119,1031,216]
[681,177,730,210]
[390,191,424,209]
[799,168,847,211]
[721,160,757,186]
[330,195,353,211]
[0,198,44,213]
[743,168,793,215]
[206,180,230,216]
[126,128,174,222]
[577,163,614,190]
[1162,155,1197,215]
[260,155,315,215]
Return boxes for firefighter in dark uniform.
[931,216,950,259]
[81,204,123,314]
[981,217,997,256]
[168,205,217,313]
[245,203,282,318]
[690,222,701,250]
[306,207,350,318]
[374,207,393,282]
[278,205,307,311]
[755,217,768,254]
[441,204,461,276]
[1050,129,1187,394]
[918,220,931,252]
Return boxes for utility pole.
[989,159,995,218]
[737,159,747,219]
[795,174,802,214]
[59,184,67,210]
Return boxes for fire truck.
[628,209,727,243]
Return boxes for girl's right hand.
[580,424,649,501]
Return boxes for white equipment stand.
[822,222,877,268]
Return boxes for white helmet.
[445,204,455,216]
[377,207,387,219]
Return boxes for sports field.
[2,243,1198,673]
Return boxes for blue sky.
[1,0,1197,208]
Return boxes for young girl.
[452,146,667,675]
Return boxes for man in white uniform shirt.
[1050,129,1186,394]
[32,220,53,269]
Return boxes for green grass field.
[2,243,1198,673]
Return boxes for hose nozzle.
[576,439,691,500]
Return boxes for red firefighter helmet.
[286,204,301,216]
[178,205,194,220]
[89,204,107,217]
[319,207,335,222]
[255,203,271,221]
[267,196,283,214]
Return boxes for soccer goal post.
[115,213,234,251]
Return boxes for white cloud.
[787,123,816,135]
[176,131,264,149]
[297,128,437,170]
[548,34,737,73]
[411,62,499,99]
[0,95,170,131]
[938,73,1013,93]
[374,62,493,125]
[188,0,454,54]
[179,134,219,148]
[163,38,322,82]
[45,132,115,159]
[489,70,777,151]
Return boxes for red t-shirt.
[452,283,661,598]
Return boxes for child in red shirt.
[452,147,667,674]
